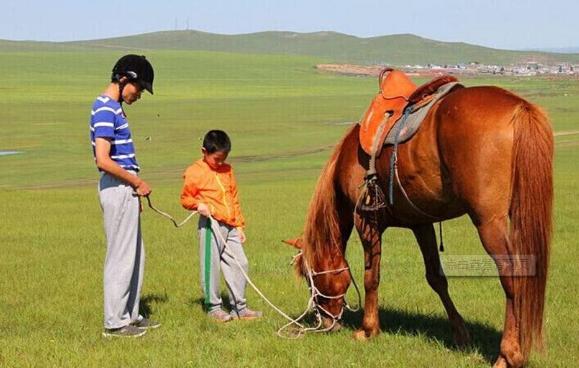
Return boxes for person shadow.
[188,293,232,312]
[340,307,502,364]
[139,292,169,318]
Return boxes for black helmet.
[111,54,154,94]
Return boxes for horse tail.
[303,125,357,266]
[509,102,553,358]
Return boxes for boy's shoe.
[131,318,161,330]
[208,309,233,323]
[230,308,263,320]
[102,325,147,338]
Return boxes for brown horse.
[287,69,553,368]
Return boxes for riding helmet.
[111,54,154,94]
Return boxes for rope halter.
[277,252,361,337]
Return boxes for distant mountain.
[526,47,579,54]
[2,30,579,65]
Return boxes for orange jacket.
[180,159,245,228]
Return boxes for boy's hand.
[197,203,211,217]
[237,227,246,243]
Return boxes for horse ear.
[282,237,303,249]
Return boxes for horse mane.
[302,125,356,267]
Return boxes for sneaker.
[102,325,147,338]
[131,318,161,330]
[208,309,233,323]
[230,308,263,320]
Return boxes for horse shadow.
[139,292,169,318]
[339,307,501,364]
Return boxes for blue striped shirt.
[89,96,140,172]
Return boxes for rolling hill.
[2,30,579,65]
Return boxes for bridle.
[296,252,362,332]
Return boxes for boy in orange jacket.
[181,130,262,322]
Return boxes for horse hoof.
[352,329,369,341]
[492,356,508,368]
[498,341,525,367]
[493,357,508,368]
[352,328,379,341]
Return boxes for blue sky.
[1,0,576,50]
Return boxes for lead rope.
[144,195,362,338]
[210,222,362,338]
[144,195,197,227]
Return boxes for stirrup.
[357,173,386,212]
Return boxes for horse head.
[283,236,351,331]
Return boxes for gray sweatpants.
[98,172,144,329]
[198,217,248,313]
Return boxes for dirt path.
[554,130,579,137]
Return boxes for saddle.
[359,69,459,156]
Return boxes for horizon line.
[1,29,578,54]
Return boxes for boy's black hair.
[202,130,231,153]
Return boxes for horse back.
[389,86,529,223]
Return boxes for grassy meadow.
[0,49,577,367]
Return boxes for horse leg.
[476,216,525,368]
[352,216,383,341]
[411,224,470,347]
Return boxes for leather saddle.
[359,69,458,156]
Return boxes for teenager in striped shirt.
[90,54,160,338]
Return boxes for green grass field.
[0,49,577,367]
